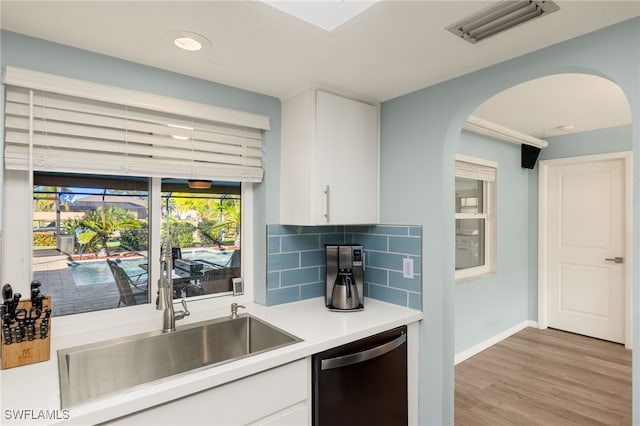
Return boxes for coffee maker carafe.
[325,244,364,311]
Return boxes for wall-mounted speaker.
[521,144,541,169]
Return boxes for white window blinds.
[3,67,270,182]
[455,160,496,182]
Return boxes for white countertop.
[0,298,422,425]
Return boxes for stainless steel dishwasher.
[312,325,408,426]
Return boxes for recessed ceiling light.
[174,37,202,51]
[261,0,379,32]
[165,31,211,52]
[542,124,576,137]
[555,124,575,131]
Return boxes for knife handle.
[2,284,12,303]
[30,280,41,293]
[40,319,49,339]
[26,321,35,341]
[2,323,12,345]
[14,325,23,343]
[34,294,45,311]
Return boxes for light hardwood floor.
[455,327,632,426]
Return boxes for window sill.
[455,271,496,284]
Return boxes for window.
[3,67,269,317]
[455,155,496,281]
[31,173,243,316]
[161,181,241,300]
[33,172,151,316]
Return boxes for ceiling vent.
[446,0,560,44]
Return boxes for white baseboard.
[455,320,538,365]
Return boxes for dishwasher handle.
[320,331,406,371]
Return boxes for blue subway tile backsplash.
[266,224,422,309]
[266,286,300,305]
[281,234,320,252]
[389,236,421,255]
[281,267,320,287]
[267,252,299,272]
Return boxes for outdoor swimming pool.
[68,250,234,286]
[69,257,148,286]
[182,249,232,266]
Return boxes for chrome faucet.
[230,303,245,319]
[157,238,190,332]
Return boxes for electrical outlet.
[232,278,244,296]
[403,258,414,279]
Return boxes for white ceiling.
[473,73,633,138]
[1,1,638,137]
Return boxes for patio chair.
[198,250,241,295]
[107,259,148,307]
[226,249,240,267]
[172,247,182,265]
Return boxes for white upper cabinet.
[280,90,379,225]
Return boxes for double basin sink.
[58,314,302,408]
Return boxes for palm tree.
[34,186,74,212]
[221,199,240,238]
[62,217,96,255]
[81,206,142,256]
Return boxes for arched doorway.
[453,73,633,424]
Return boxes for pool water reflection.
[68,258,148,286]
[182,249,232,266]
[68,250,233,286]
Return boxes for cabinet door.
[316,91,378,224]
[280,90,316,225]
[247,401,309,426]
[104,359,308,425]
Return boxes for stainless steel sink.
[58,314,302,408]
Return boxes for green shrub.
[161,221,194,248]
[198,220,225,246]
[120,228,149,251]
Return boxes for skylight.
[261,0,379,32]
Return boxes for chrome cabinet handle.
[605,257,624,264]
[323,185,330,223]
[320,332,406,370]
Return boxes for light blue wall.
[0,30,282,303]
[455,131,530,354]
[540,125,632,161]
[381,18,639,426]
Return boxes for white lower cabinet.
[247,401,309,426]
[105,359,309,425]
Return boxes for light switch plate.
[403,258,414,279]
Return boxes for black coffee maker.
[325,244,364,311]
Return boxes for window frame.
[455,154,497,283]
[2,67,262,322]
[29,173,249,315]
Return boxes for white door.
[544,157,626,343]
